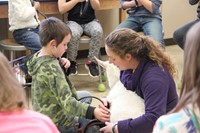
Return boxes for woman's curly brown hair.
[105,28,177,78]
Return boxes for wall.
[93,0,198,40]
[162,0,197,39]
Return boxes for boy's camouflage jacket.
[27,52,94,127]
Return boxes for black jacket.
[67,0,96,24]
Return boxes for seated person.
[173,0,200,49]
[58,0,103,77]
[0,52,59,133]
[99,28,178,133]
[9,0,42,74]
[153,20,200,133]
[116,0,164,47]
[27,17,110,133]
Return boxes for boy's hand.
[60,58,71,69]
[94,107,110,122]
[100,97,110,108]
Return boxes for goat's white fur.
[96,58,145,123]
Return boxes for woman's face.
[105,45,138,70]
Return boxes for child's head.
[0,52,26,112]
[105,28,176,77]
[39,17,71,57]
[180,21,200,106]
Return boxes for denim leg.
[83,19,103,62]
[141,17,164,46]
[13,28,41,74]
[115,16,141,32]
[66,21,83,61]
[13,28,41,52]
[173,19,199,49]
[77,91,92,104]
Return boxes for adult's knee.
[173,30,184,49]
[173,30,182,43]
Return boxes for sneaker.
[68,61,78,75]
[85,61,99,78]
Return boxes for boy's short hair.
[39,17,71,47]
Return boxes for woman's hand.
[100,122,118,133]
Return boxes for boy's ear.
[49,39,56,48]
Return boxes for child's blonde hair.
[0,52,26,112]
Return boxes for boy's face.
[56,34,71,57]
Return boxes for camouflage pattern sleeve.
[31,59,90,127]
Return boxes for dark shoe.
[68,61,77,75]
[85,61,99,78]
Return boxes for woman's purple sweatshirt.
[118,58,178,133]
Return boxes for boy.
[27,17,109,133]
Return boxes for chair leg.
[10,51,14,61]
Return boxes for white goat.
[96,58,145,123]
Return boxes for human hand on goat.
[94,106,110,122]
[100,122,118,133]
[99,97,110,108]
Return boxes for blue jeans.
[173,19,199,49]
[13,28,41,73]
[116,16,164,47]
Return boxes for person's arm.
[138,0,153,12]
[58,0,85,14]
[47,62,110,121]
[120,82,169,132]
[90,0,101,10]
[120,0,137,10]
[189,0,199,5]
[47,63,90,118]
[11,0,38,21]
[138,0,162,13]
[118,68,172,133]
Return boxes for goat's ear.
[95,57,107,68]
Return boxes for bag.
[77,119,105,133]
[10,56,26,84]
[76,96,107,133]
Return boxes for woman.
[99,28,178,133]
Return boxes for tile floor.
[69,44,184,105]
